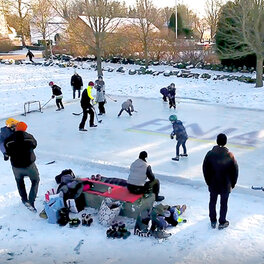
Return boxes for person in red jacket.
[4,122,40,212]
[203,133,238,230]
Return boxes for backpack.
[55,169,75,184]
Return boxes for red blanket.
[81,179,142,203]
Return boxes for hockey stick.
[105,94,117,102]
[92,106,102,123]
[72,112,83,116]
[41,98,53,110]
[251,186,264,191]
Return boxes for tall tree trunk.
[255,55,263,88]
[96,34,102,76]
[144,41,148,68]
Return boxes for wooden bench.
[81,179,155,219]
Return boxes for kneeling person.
[127,151,164,202]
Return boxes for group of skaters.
[48,71,135,131]
[0,72,239,230]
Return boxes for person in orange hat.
[4,121,40,212]
[0,118,19,160]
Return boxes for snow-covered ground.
[0,59,264,264]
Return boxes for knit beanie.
[16,122,28,132]
[139,151,148,160]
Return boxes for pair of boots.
[81,213,93,226]
[106,222,131,239]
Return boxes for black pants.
[162,95,167,102]
[118,108,131,116]
[79,108,94,129]
[56,98,64,109]
[169,98,176,108]
[209,191,229,224]
[98,102,105,114]
[127,179,160,199]
[73,88,81,99]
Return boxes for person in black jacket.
[26,49,34,62]
[71,70,83,99]
[79,81,97,131]
[4,122,40,211]
[202,133,238,230]
[49,81,64,111]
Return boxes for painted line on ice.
[126,128,256,150]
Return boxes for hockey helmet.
[169,115,177,121]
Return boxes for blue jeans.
[176,138,187,156]
[12,163,40,205]
[209,192,229,224]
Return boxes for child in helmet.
[117,99,134,117]
[0,118,19,160]
[95,75,105,93]
[49,81,64,111]
[169,115,188,161]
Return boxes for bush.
[0,37,14,52]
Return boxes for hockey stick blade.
[72,112,83,116]
[45,160,55,165]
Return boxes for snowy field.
[0,56,264,264]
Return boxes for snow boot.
[172,156,179,161]
[211,221,217,229]
[90,124,97,127]
[218,221,229,230]
[24,201,37,213]
[79,128,87,131]
[81,213,93,226]
[56,108,61,111]
[155,195,165,202]
[69,218,81,228]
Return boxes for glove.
[52,95,55,99]
[4,153,9,161]
[170,134,174,139]
[81,86,83,89]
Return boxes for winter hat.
[49,81,54,86]
[98,75,103,79]
[88,81,94,86]
[16,122,27,132]
[170,83,175,87]
[217,133,227,146]
[5,118,19,128]
[139,151,148,160]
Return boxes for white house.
[30,16,68,45]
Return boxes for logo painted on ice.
[127,119,264,148]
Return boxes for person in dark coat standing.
[4,122,40,212]
[127,151,164,202]
[71,70,83,99]
[203,133,238,230]
[49,81,64,111]
[160,87,169,102]
[169,115,188,161]
[79,81,97,131]
[167,83,176,109]
[26,49,34,62]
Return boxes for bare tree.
[133,0,159,68]
[194,17,209,42]
[7,0,31,46]
[31,0,55,57]
[216,0,264,87]
[81,0,122,76]
[205,0,223,41]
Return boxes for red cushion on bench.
[81,179,142,203]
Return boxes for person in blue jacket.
[169,115,188,161]
[160,87,169,102]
